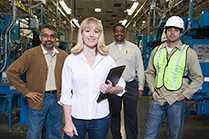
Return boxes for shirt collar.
[79,51,104,59]
[114,40,127,46]
[79,52,105,67]
[41,45,59,55]
[162,40,183,50]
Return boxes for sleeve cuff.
[116,89,126,97]
[59,96,73,106]
[182,91,193,99]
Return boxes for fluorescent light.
[94,8,101,12]
[57,6,66,17]
[125,0,146,28]
[59,0,72,15]
[119,19,128,26]
[71,18,80,28]
[127,2,139,16]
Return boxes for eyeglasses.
[41,33,56,39]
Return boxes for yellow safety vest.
[153,44,189,91]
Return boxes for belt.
[45,90,57,94]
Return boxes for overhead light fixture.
[125,0,146,28]
[71,18,80,28]
[59,0,72,15]
[57,6,66,17]
[127,2,139,16]
[94,8,101,12]
[119,19,128,26]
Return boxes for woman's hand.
[64,122,78,137]
[100,80,113,94]
[100,80,123,94]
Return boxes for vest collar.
[162,41,184,50]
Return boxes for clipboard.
[97,65,126,103]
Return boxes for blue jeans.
[64,115,110,139]
[144,100,185,139]
[26,93,62,139]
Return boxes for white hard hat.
[165,16,184,30]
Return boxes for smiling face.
[82,21,101,49]
[40,28,56,50]
[114,25,125,43]
[165,27,181,43]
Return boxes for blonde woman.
[59,17,126,139]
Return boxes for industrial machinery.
[0,12,31,129]
[182,10,209,115]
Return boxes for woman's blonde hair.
[71,17,108,55]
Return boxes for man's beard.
[43,41,54,49]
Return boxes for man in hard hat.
[144,16,203,139]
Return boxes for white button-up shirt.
[41,46,59,91]
[59,52,125,120]
[108,40,145,90]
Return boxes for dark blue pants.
[26,93,63,139]
[64,115,110,139]
[144,100,185,139]
[109,80,139,139]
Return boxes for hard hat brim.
[164,26,184,31]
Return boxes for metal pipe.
[8,0,17,44]
[0,0,17,72]
[40,4,44,26]
[147,11,151,38]
[151,0,156,27]
[187,0,195,31]
[30,2,42,9]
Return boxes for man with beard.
[108,23,144,139]
[144,16,203,139]
[6,25,67,139]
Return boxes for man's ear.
[39,34,42,41]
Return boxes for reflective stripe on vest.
[153,44,188,91]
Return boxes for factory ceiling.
[0,0,208,34]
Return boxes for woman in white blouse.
[60,17,126,139]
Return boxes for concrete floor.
[1,96,209,139]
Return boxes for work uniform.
[144,41,203,139]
